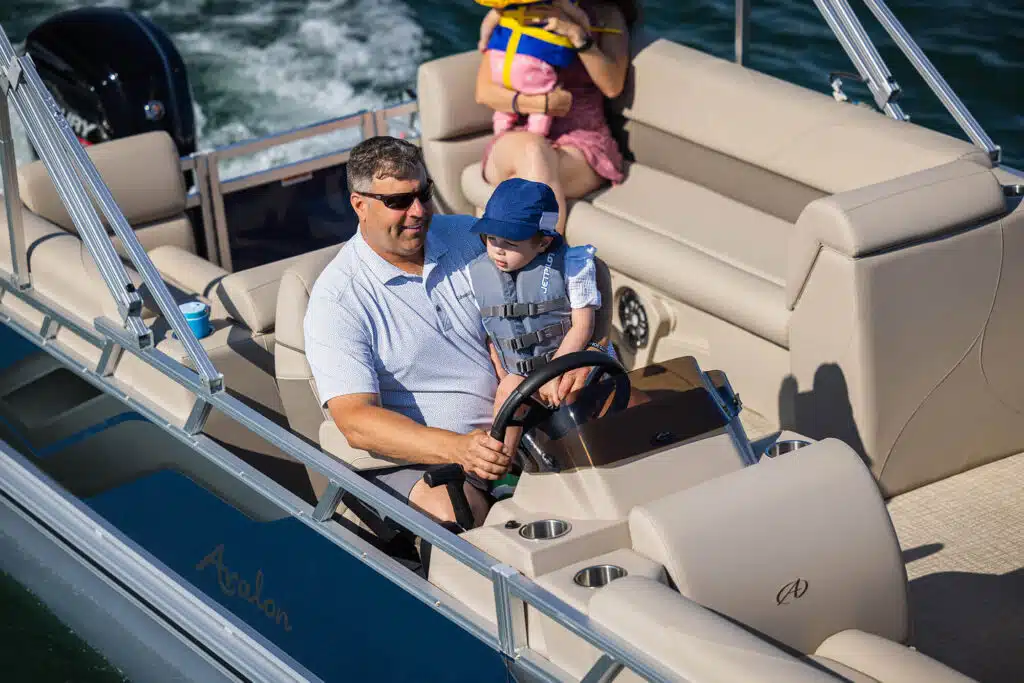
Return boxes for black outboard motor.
[24,7,196,157]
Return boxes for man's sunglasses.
[356,180,433,210]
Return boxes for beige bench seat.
[418,34,1024,499]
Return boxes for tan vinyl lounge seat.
[427,437,977,681]
[0,132,329,497]
[417,38,1024,498]
[16,130,198,256]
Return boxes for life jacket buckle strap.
[481,298,569,319]
[514,351,556,375]
[497,319,570,353]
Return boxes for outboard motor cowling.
[24,7,196,157]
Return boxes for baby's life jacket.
[468,239,572,376]
[479,1,579,89]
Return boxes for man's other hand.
[453,429,510,480]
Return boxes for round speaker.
[617,288,649,349]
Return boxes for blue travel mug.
[179,300,211,339]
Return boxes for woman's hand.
[546,86,573,117]
[527,0,592,48]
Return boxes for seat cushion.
[426,135,492,215]
[592,163,792,286]
[461,161,495,212]
[18,131,187,234]
[0,208,157,323]
[620,40,992,194]
[815,630,977,683]
[628,439,908,655]
[274,244,345,443]
[149,245,229,300]
[568,201,790,347]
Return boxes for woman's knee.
[516,134,558,177]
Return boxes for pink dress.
[481,57,626,186]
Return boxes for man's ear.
[351,193,368,223]
[540,235,554,250]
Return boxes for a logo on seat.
[776,578,809,605]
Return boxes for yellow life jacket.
[479,1,579,88]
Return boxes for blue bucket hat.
[471,178,559,241]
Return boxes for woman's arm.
[475,55,573,116]
[478,9,501,52]
[577,2,630,98]
[533,0,630,99]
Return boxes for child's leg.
[493,373,526,458]
[525,113,553,136]
[493,111,518,135]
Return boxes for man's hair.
[346,136,426,193]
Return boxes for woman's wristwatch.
[572,31,595,52]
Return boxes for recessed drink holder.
[573,564,627,588]
[763,439,812,458]
[518,519,572,540]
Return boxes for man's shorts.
[361,464,489,505]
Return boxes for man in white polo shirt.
[304,136,510,527]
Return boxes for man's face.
[351,170,433,261]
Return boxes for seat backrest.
[628,438,909,655]
[274,244,345,444]
[417,36,991,225]
[592,256,613,346]
[17,131,197,254]
[608,39,991,223]
[417,50,494,215]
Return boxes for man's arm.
[327,393,511,480]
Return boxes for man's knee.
[409,479,490,528]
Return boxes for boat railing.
[0,26,680,683]
[734,0,1001,162]
[181,102,418,271]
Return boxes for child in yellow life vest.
[476,0,582,137]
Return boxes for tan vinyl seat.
[624,440,976,682]
[17,130,198,256]
[273,244,345,445]
[417,37,1024,500]
[273,241,415,533]
[0,131,340,496]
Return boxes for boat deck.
[887,452,1024,683]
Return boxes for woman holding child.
[474,0,639,234]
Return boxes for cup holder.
[518,519,571,540]
[1003,184,1023,198]
[573,564,627,588]
[763,439,812,458]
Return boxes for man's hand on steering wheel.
[451,429,510,481]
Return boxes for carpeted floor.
[886,453,1024,683]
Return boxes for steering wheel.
[489,350,631,465]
